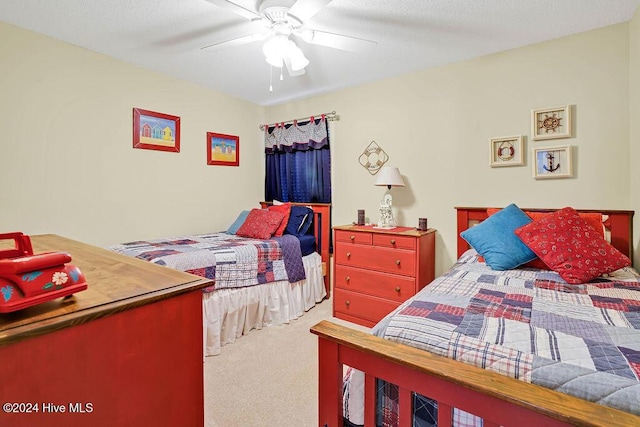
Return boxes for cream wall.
[1,20,636,276]
[266,24,631,275]
[630,9,640,263]
[0,22,266,247]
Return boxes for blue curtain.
[264,118,331,203]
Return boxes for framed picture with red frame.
[207,132,239,166]
[133,108,180,152]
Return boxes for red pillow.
[236,209,285,240]
[514,207,630,284]
[486,208,606,270]
[487,208,605,240]
[265,203,292,237]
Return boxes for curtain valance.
[264,116,328,153]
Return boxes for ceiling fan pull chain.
[269,65,273,92]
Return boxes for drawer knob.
[396,259,401,265]
[395,286,401,292]
[346,252,351,259]
[350,235,355,241]
[390,239,396,245]
[345,276,350,282]
[345,300,350,306]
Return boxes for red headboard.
[455,207,634,263]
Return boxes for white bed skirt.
[202,251,326,356]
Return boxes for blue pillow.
[460,203,536,270]
[226,210,250,234]
[285,206,314,236]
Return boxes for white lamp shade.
[374,166,405,187]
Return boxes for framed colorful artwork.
[531,105,572,140]
[207,132,239,166]
[133,108,180,152]
[533,145,572,179]
[489,135,524,167]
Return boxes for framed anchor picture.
[533,145,572,179]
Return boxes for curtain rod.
[259,111,339,131]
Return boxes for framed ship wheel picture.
[531,105,572,140]
[489,135,524,167]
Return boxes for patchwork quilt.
[344,250,640,426]
[109,233,306,292]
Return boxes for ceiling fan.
[202,0,377,77]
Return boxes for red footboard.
[311,320,640,427]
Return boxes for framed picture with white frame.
[533,145,572,179]
[531,105,572,140]
[489,135,524,167]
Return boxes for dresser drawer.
[333,288,401,324]
[334,244,416,277]
[334,265,415,302]
[335,230,372,245]
[372,234,416,250]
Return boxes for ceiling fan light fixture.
[262,34,289,59]
[263,35,308,72]
[300,29,314,43]
[265,54,283,67]
[288,45,309,71]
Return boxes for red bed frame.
[312,206,639,427]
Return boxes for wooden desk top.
[0,234,212,346]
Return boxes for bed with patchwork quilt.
[110,202,331,357]
[342,250,640,426]
[313,206,640,427]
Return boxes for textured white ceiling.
[0,0,638,106]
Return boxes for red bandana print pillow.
[236,209,285,240]
[514,207,630,284]
[265,203,292,237]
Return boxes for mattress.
[344,249,640,426]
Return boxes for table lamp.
[374,166,405,228]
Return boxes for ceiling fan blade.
[303,30,377,53]
[288,0,333,23]
[206,0,261,21]
[201,33,267,52]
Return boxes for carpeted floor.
[203,297,368,427]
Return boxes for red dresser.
[0,235,211,427]
[333,225,436,327]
